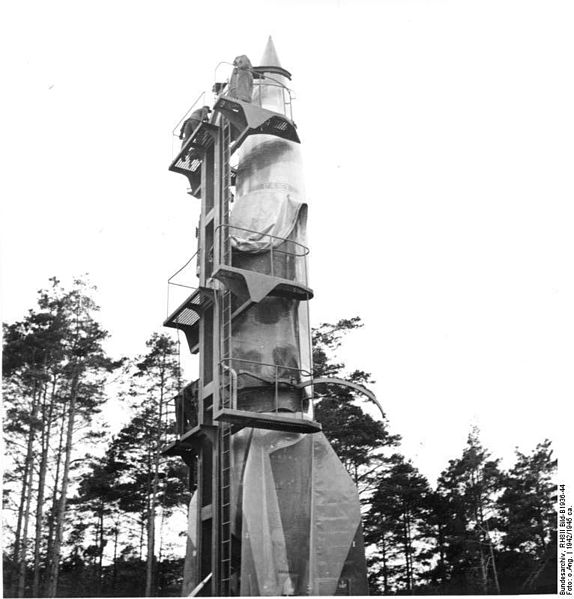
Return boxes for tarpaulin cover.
[238,429,368,595]
[181,428,369,596]
[232,135,307,256]
[229,150,310,389]
[230,188,305,253]
[181,493,198,596]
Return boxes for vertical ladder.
[218,420,232,596]
[218,118,233,596]
[221,119,232,270]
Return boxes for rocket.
[164,38,369,596]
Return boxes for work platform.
[215,223,313,303]
[162,423,216,459]
[169,122,219,197]
[214,96,300,151]
[213,264,313,303]
[214,408,321,434]
[164,287,213,353]
[169,97,299,198]
[162,406,320,461]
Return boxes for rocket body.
[230,71,312,418]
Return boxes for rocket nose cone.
[260,36,282,67]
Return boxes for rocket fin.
[311,434,369,595]
[240,430,296,595]
[237,430,368,596]
[181,493,199,596]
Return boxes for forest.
[2,278,557,596]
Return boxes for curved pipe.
[297,377,384,420]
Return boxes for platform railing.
[159,390,182,453]
[219,357,312,416]
[171,92,208,162]
[213,62,294,120]
[251,75,294,121]
[166,251,199,318]
[161,394,178,448]
[161,384,200,448]
[215,224,310,286]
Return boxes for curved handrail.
[215,224,310,257]
[214,61,293,94]
[213,61,294,119]
[171,92,206,138]
[167,251,199,288]
[221,362,238,410]
[166,252,199,318]
[213,60,235,83]
[220,357,312,380]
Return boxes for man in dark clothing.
[179,105,211,147]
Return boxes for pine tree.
[67,454,124,595]
[434,427,503,594]
[89,333,188,597]
[2,277,120,598]
[3,281,70,597]
[135,334,183,596]
[495,439,557,592]
[415,489,451,589]
[498,439,556,554]
[367,454,432,593]
[45,279,118,598]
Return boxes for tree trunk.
[47,373,79,598]
[139,517,145,561]
[145,489,155,596]
[45,406,66,590]
[33,379,57,597]
[478,535,488,593]
[145,452,159,596]
[98,505,105,595]
[11,451,30,595]
[16,386,41,598]
[402,507,412,592]
[145,368,166,597]
[437,523,446,584]
[381,532,389,594]
[112,524,119,594]
[488,535,501,594]
[17,446,36,598]
[11,450,30,596]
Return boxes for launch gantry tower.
[162,61,320,596]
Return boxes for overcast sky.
[2,0,573,484]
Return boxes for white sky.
[1,0,573,485]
